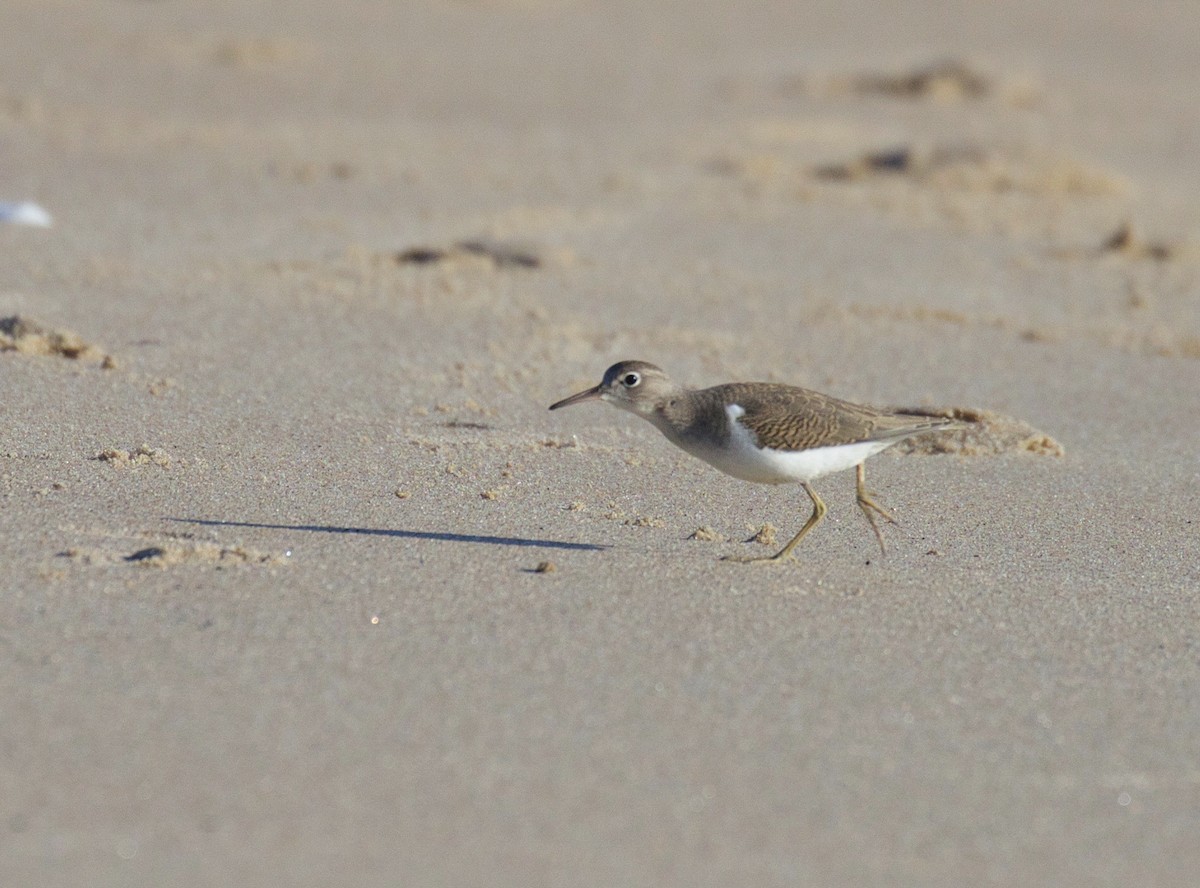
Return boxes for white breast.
[671,403,896,485]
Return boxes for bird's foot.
[721,552,798,565]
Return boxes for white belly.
[670,404,895,484]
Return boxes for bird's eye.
[621,372,641,387]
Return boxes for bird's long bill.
[548,384,603,410]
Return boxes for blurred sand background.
[2,1,1199,885]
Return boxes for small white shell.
[0,201,53,227]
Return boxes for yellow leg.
[855,462,897,555]
[723,482,826,564]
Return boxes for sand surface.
[2,1,1199,885]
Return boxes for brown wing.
[707,382,957,451]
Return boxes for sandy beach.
[3,1,1199,885]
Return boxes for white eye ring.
[621,372,641,387]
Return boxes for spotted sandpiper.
[549,360,965,563]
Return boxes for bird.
[548,360,964,563]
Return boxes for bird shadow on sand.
[169,518,610,552]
